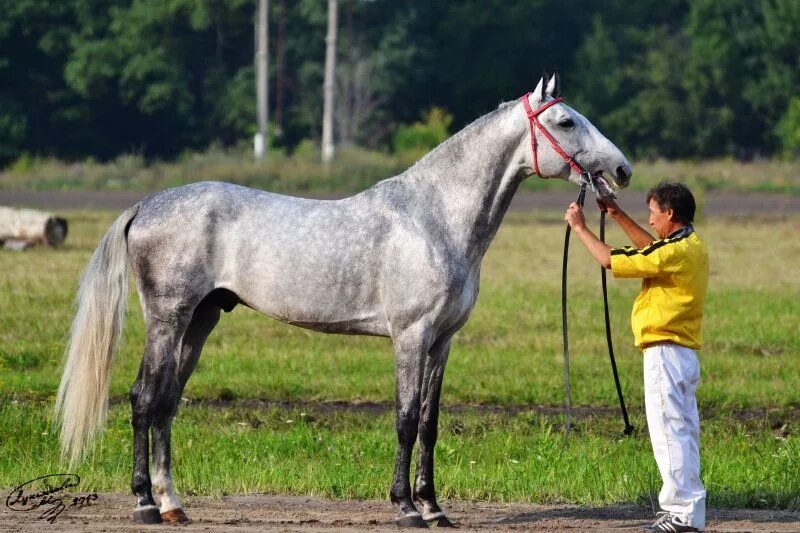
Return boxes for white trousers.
[643,343,706,529]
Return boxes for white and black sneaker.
[648,512,700,532]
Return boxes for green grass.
[1,211,798,408]
[1,209,799,509]
[1,147,799,195]
[1,400,797,509]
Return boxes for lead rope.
[561,183,587,442]
[562,180,634,443]
[600,209,635,436]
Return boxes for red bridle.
[520,93,588,178]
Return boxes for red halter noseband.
[520,93,588,178]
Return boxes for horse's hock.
[0,206,68,249]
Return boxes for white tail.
[55,206,139,465]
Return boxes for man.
[564,181,708,533]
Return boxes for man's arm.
[599,197,654,249]
[564,202,612,269]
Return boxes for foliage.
[775,97,800,155]
[1,1,800,165]
[392,107,453,157]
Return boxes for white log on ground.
[0,206,68,249]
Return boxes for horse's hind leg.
[130,314,188,524]
[390,326,431,528]
[413,335,454,527]
[151,301,221,524]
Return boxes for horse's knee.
[417,417,439,443]
[395,409,420,444]
[130,365,179,417]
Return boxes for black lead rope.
[562,180,634,442]
[561,184,586,441]
[600,210,635,436]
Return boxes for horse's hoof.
[425,514,456,528]
[161,508,191,524]
[133,505,162,524]
[396,513,429,528]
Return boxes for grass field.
[2,148,799,195]
[1,208,799,510]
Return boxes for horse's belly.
[231,265,389,336]
[251,299,388,336]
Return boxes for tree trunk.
[255,0,269,160]
[321,0,338,164]
[0,207,68,249]
[274,0,286,138]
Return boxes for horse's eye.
[559,118,575,128]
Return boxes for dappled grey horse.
[56,75,631,527]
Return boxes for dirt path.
[3,492,799,532]
[0,189,798,215]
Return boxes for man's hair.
[646,181,696,224]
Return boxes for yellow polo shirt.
[610,226,708,350]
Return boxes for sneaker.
[648,512,700,532]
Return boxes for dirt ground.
[2,492,799,532]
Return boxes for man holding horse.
[564,181,708,533]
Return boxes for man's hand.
[597,196,621,216]
[564,202,586,231]
[564,201,612,268]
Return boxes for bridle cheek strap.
[521,93,587,178]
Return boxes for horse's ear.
[533,76,546,102]
[546,72,558,98]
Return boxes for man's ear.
[666,208,675,221]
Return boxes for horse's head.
[521,74,632,196]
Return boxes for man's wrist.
[573,224,592,238]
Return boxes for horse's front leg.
[414,335,454,527]
[390,327,430,528]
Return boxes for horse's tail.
[55,205,139,465]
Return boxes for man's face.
[648,198,673,239]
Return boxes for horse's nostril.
[616,166,631,184]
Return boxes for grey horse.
[56,74,631,528]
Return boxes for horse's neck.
[406,105,527,259]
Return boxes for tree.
[255,0,269,160]
[321,0,337,163]
[0,0,86,163]
[64,0,254,156]
[1,0,799,164]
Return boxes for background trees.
[1,0,798,166]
